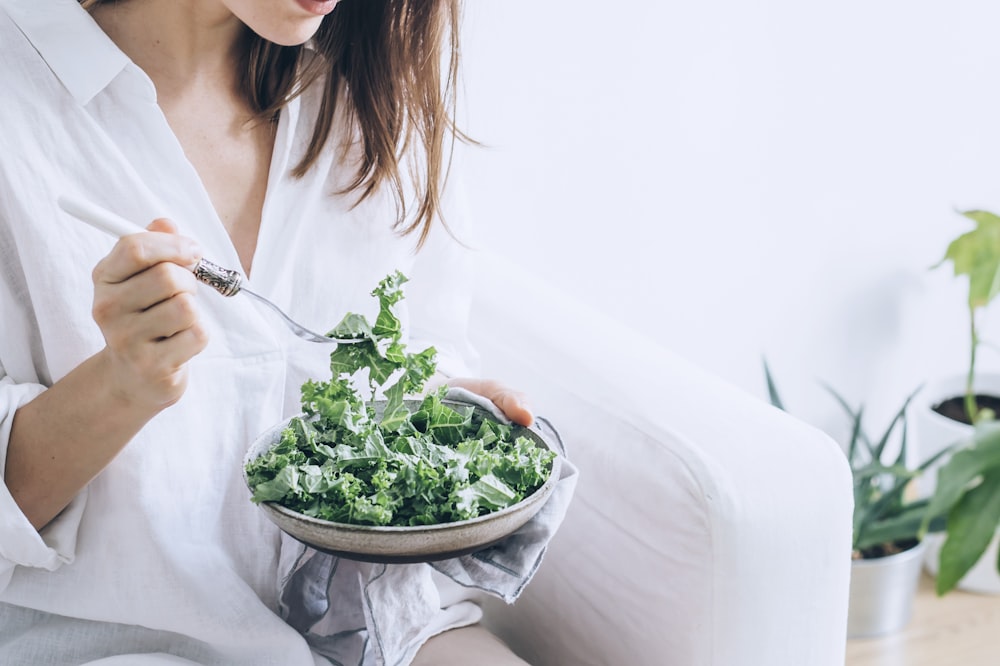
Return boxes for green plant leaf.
[936,471,1000,595]
[853,470,918,547]
[872,387,920,461]
[410,390,474,446]
[762,358,785,411]
[854,500,946,552]
[883,386,922,465]
[921,425,1000,536]
[892,414,909,467]
[379,381,410,433]
[459,473,519,511]
[327,313,373,340]
[936,210,1000,311]
[371,271,407,341]
[847,406,867,466]
[821,383,875,463]
[915,443,957,473]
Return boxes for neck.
[90,0,245,96]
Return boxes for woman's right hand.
[90,218,208,414]
[5,219,209,529]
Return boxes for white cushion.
[468,252,853,666]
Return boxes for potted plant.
[928,209,1000,426]
[764,363,948,637]
[914,208,1000,593]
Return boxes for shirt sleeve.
[0,361,87,592]
[404,157,482,380]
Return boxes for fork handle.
[57,194,142,238]
[57,194,244,298]
[192,259,243,297]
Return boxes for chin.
[255,18,325,46]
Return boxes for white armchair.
[467,252,854,666]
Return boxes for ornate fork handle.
[193,258,243,297]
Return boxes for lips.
[294,0,339,16]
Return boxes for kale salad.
[244,272,556,527]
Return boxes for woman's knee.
[411,624,529,666]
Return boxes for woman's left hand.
[439,377,534,427]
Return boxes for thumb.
[146,217,179,234]
[444,378,535,427]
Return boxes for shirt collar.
[2,0,129,105]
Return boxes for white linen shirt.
[0,0,487,663]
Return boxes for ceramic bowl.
[243,400,561,563]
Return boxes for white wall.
[457,1,1000,442]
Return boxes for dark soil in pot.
[854,537,920,561]
[933,394,1000,426]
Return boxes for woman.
[0,0,558,663]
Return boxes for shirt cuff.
[0,380,85,588]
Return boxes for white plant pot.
[847,541,926,639]
[923,531,1000,595]
[912,373,1000,595]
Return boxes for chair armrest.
[468,252,852,666]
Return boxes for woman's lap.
[411,625,529,666]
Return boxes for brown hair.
[83,0,465,247]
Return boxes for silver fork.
[57,195,363,345]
